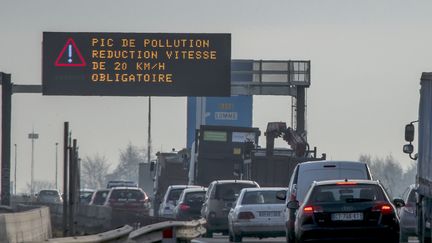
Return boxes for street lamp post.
[28,131,39,195]
[14,144,17,194]
[55,142,58,190]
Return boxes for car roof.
[300,160,367,167]
[241,187,286,192]
[95,189,110,192]
[109,187,142,190]
[80,189,95,192]
[312,179,380,186]
[182,187,207,193]
[212,180,258,184]
[168,185,199,189]
[39,189,59,192]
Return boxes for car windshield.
[215,183,257,201]
[111,189,143,201]
[407,188,416,204]
[39,190,58,196]
[309,184,386,203]
[168,188,184,201]
[241,190,286,205]
[297,168,368,202]
[184,191,206,203]
[94,190,109,205]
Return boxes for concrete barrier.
[0,207,52,243]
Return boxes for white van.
[282,160,372,242]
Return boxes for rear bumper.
[175,211,202,221]
[232,222,285,237]
[206,216,229,232]
[297,225,399,242]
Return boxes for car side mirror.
[276,190,287,200]
[287,200,300,209]
[393,198,405,208]
[403,144,414,154]
[405,124,415,142]
[150,161,155,172]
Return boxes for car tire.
[286,229,295,243]
[233,233,242,242]
[204,230,213,238]
[399,231,408,243]
[229,231,234,242]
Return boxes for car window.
[241,190,286,205]
[111,189,143,201]
[308,184,385,203]
[167,188,184,201]
[39,190,58,196]
[214,183,257,201]
[94,191,109,205]
[407,188,416,204]
[297,168,367,202]
[185,191,206,203]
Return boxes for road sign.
[42,32,231,96]
[54,38,86,67]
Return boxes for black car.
[291,180,403,243]
[173,187,207,220]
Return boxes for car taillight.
[303,205,323,214]
[372,203,393,215]
[179,203,190,211]
[238,211,255,220]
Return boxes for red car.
[104,187,150,215]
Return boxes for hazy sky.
[1,0,432,192]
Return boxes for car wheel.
[229,231,234,242]
[286,229,295,243]
[233,232,242,242]
[399,231,408,243]
[204,230,213,238]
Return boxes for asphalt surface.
[192,234,284,243]
[192,235,420,243]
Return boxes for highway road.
[192,235,420,243]
[192,235,284,243]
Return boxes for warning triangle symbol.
[54,38,86,67]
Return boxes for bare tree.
[25,180,56,195]
[81,154,110,189]
[109,143,145,183]
[359,154,415,198]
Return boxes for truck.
[188,125,261,186]
[403,72,432,243]
[189,123,325,188]
[149,149,189,216]
[243,122,325,187]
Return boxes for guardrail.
[128,218,206,243]
[35,219,206,243]
[6,203,206,243]
[40,225,133,243]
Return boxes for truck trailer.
[403,72,432,243]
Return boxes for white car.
[228,187,286,242]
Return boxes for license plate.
[331,212,363,221]
[258,211,281,217]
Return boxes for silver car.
[228,187,286,242]
[399,184,418,242]
[159,185,200,218]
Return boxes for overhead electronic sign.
[42,32,231,96]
